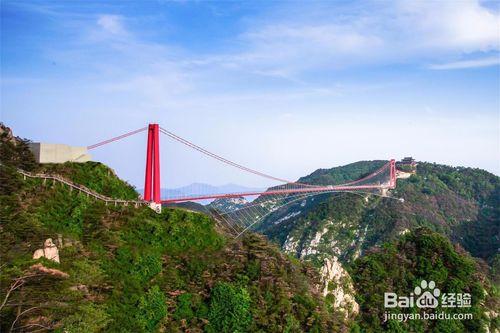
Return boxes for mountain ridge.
[256,160,499,267]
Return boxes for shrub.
[207,282,252,333]
[63,303,111,333]
[136,286,167,332]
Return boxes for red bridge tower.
[144,124,161,204]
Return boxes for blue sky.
[1,0,499,189]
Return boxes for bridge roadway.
[161,183,393,204]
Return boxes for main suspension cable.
[159,127,317,187]
[87,127,147,150]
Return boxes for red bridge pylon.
[144,124,161,204]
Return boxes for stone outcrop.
[319,256,359,318]
[300,227,328,258]
[33,238,60,263]
[396,170,414,179]
[29,263,68,278]
[69,284,90,295]
[0,123,17,145]
[283,234,299,254]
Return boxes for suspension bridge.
[87,124,396,202]
[83,123,398,235]
[25,123,398,236]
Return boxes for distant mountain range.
[161,183,263,198]
[138,183,264,204]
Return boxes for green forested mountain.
[351,227,498,332]
[297,160,388,186]
[257,160,499,267]
[0,125,347,332]
[1,124,498,333]
[254,159,499,332]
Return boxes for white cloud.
[41,1,497,114]
[396,0,500,52]
[237,23,384,72]
[97,15,126,35]
[428,56,500,70]
[211,0,500,76]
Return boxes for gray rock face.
[0,123,17,145]
[318,256,359,318]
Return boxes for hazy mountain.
[161,183,263,197]
[136,183,263,204]
[207,196,249,213]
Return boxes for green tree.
[207,282,252,333]
[63,303,111,333]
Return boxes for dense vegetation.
[2,124,498,332]
[406,163,499,262]
[351,227,498,332]
[297,160,387,186]
[259,160,499,267]
[0,124,346,332]
[256,160,499,331]
[40,162,139,200]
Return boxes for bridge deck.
[161,183,393,204]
